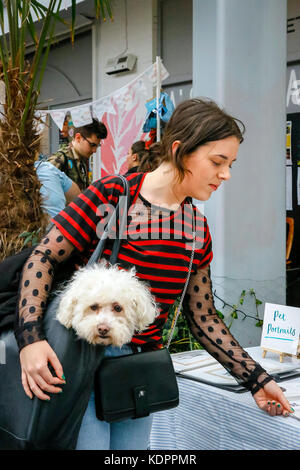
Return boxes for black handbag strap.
[87,175,130,267]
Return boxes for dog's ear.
[56,291,78,329]
[131,287,159,332]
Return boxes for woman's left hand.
[253,379,294,417]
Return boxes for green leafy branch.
[18,227,42,247]
[163,299,203,354]
[214,289,263,329]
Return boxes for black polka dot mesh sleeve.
[185,266,274,395]
[14,226,75,351]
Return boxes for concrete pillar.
[193,0,287,346]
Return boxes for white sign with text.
[260,303,300,356]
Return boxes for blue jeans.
[75,345,153,450]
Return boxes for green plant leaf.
[71,0,76,45]
[23,235,33,247]
[172,326,179,338]
[18,231,31,238]
[216,309,224,319]
[26,11,39,45]
[104,0,113,19]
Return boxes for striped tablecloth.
[150,350,300,450]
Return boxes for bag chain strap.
[166,202,196,349]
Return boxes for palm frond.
[0,0,113,258]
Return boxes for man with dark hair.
[47,118,108,190]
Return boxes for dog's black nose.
[97,325,110,337]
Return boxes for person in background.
[35,159,81,220]
[138,142,162,172]
[59,114,73,145]
[125,140,148,174]
[47,118,107,190]
[125,141,162,174]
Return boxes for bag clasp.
[133,385,149,418]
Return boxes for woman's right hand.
[20,340,66,401]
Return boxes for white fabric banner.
[92,97,116,120]
[144,62,169,84]
[49,109,67,131]
[70,105,93,127]
[135,77,148,96]
[42,61,167,131]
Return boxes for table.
[149,347,300,450]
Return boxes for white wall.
[92,0,157,99]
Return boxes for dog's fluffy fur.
[56,262,159,347]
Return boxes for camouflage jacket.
[47,144,90,190]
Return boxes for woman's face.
[179,136,240,201]
[126,148,139,169]
[126,148,133,166]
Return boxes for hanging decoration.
[35,61,169,132]
[70,106,93,127]
[142,91,175,133]
[35,59,170,178]
[47,109,66,131]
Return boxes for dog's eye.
[113,304,123,313]
[90,304,99,311]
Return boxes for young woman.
[126,140,162,174]
[125,140,148,174]
[15,98,293,450]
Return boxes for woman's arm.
[65,181,81,203]
[15,225,75,400]
[185,265,294,417]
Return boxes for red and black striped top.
[52,172,213,350]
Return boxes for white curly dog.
[56,262,158,347]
